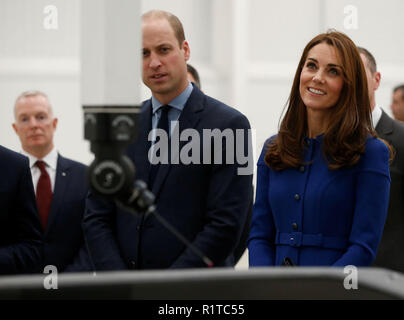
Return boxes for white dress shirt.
[21,148,58,194]
[372,105,382,129]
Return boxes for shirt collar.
[151,81,193,114]
[372,105,382,128]
[22,148,58,170]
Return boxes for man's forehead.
[18,94,48,105]
[142,18,175,37]
[16,96,51,114]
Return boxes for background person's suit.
[84,85,253,270]
[0,145,43,274]
[374,109,404,273]
[42,154,93,272]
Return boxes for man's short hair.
[142,10,186,47]
[187,64,201,89]
[357,47,377,74]
[394,84,404,101]
[14,90,53,118]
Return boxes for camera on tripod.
[83,105,155,213]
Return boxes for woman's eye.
[329,68,339,76]
[306,62,316,69]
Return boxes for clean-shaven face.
[142,17,190,104]
[299,43,344,112]
[13,94,57,156]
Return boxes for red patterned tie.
[35,160,52,230]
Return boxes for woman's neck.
[306,109,330,138]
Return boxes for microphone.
[83,105,214,268]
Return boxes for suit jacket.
[42,154,93,272]
[0,145,43,274]
[374,109,404,273]
[84,84,253,270]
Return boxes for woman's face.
[299,42,344,112]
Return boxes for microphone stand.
[116,180,214,268]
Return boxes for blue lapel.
[127,101,153,184]
[46,154,71,235]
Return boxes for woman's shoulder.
[258,135,277,165]
[359,136,390,174]
[364,136,389,155]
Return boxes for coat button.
[299,166,305,173]
[130,260,136,268]
[294,194,300,201]
[292,223,298,230]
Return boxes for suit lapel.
[151,86,204,198]
[127,102,153,183]
[376,109,394,140]
[46,154,70,235]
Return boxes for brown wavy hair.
[266,30,380,170]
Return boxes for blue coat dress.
[248,135,390,267]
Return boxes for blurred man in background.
[359,47,404,273]
[13,91,92,272]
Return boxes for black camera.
[83,105,155,213]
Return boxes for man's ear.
[182,40,190,61]
[53,117,58,130]
[12,123,18,134]
[374,72,381,91]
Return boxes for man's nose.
[27,117,39,127]
[149,53,161,69]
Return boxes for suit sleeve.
[170,113,253,268]
[0,162,43,274]
[247,141,276,266]
[82,191,129,270]
[333,140,390,266]
[63,244,95,272]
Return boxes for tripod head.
[83,105,154,212]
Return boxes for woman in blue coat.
[248,31,392,267]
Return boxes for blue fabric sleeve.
[333,139,390,266]
[248,141,276,266]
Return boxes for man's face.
[142,17,190,104]
[391,89,404,122]
[12,95,57,156]
[360,53,380,111]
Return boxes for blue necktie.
[148,105,170,189]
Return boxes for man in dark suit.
[359,47,404,273]
[12,91,92,272]
[83,10,253,270]
[0,145,43,274]
[186,63,252,265]
[391,84,404,122]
